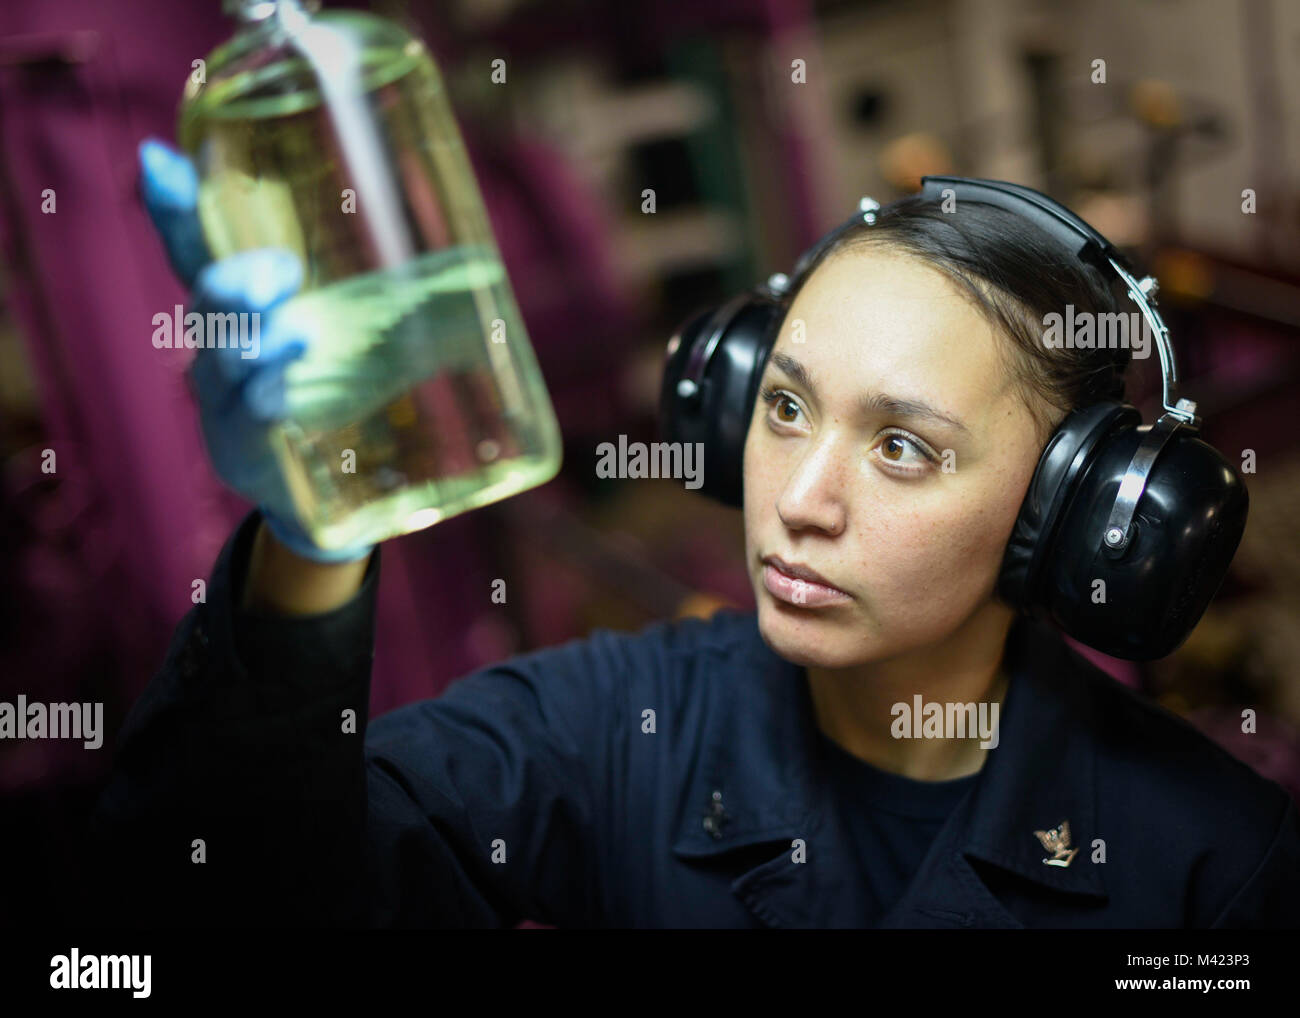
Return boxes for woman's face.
[743,245,1049,669]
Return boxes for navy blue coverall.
[88,510,1300,928]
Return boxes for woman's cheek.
[744,437,792,518]
[857,503,1003,617]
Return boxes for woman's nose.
[776,435,848,536]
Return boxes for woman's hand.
[139,138,375,568]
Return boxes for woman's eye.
[875,430,934,469]
[759,386,936,472]
[760,386,804,426]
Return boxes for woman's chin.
[756,599,863,668]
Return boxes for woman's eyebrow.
[769,351,970,435]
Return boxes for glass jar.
[179,0,563,549]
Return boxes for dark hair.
[783,193,1132,438]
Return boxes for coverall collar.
[670,612,1107,928]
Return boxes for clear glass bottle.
[179,0,562,549]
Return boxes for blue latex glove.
[139,138,374,564]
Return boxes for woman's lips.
[762,562,852,607]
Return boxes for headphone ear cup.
[659,305,717,443]
[1044,428,1248,660]
[659,294,783,507]
[998,402,1139,608]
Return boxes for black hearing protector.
[658,176,1249,660]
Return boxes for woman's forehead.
[793,244,981,325]
[780,247,1013,409]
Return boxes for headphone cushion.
[658,294,783,507]
[998,402,1137,606]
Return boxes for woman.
[88,142,1300,928]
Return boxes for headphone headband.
[766,178,1198,428]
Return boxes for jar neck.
[222,0,321,24]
